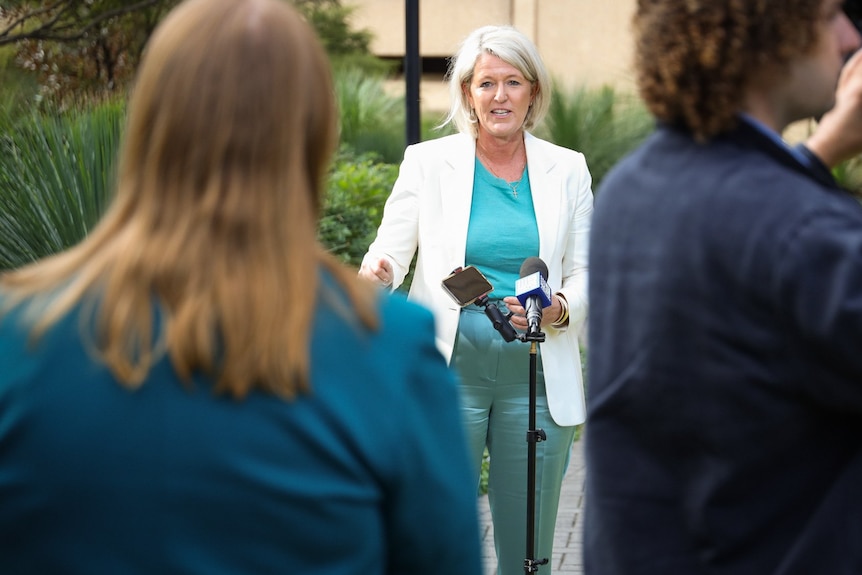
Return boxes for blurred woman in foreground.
[0,0,481,573]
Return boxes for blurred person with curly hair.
[585,0,862,573]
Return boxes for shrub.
[319,147,397,267]
[834,157,862,195]
[0,47,39,127]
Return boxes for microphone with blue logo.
[515,257,552,338]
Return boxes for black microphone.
[476,294,518,342]
[515,257,552,337]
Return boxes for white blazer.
[362,132,593,426]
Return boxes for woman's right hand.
[358,257,394,288]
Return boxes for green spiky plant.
[333,66,406,163]
[0,94,402,272]
[0,100,124,270]
[538,83,654,191]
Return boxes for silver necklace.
[506,172,524,198]
[477,149,526,198]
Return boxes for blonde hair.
[0,0,378,398]
[441,25,551,137]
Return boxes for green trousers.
[453,306,576,575]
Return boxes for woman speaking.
[360,25,594,575]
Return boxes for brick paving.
[478,437,586,574]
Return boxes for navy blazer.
[585,121,862,575]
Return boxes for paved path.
[478,436,586,574]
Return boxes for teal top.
[465,157,539,299]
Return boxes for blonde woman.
[360,25,593,575]
[0,0,481,573]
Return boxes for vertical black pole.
[525,339,548,574]
[405,0,420,145]
[526,343,538,573]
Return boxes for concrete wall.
[348,0,638,112]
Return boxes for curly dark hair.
[634,0,823,140]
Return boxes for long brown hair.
[0,0,378,398]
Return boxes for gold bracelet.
[551,292,569,328]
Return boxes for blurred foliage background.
[0,0,659,274]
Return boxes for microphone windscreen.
[515,256,553,308]
[519,256,548,280]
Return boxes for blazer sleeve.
[361,145,424,290]
[555,151,594,333]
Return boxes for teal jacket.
[0,276,481,575]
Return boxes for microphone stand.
[476,295,548,573]
[521,324,547,574]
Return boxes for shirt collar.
[737,113,812,169]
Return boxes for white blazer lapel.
[525,133,562,266]
[439,134,477,267]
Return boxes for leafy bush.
[478,449,490,495]
[293,0,373,56]
[0,47,39,127]
[834,157,862,195]
[2,0,384,110]
[5,1,176,108]
[319,147,397,267]
[539,83,654,190]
